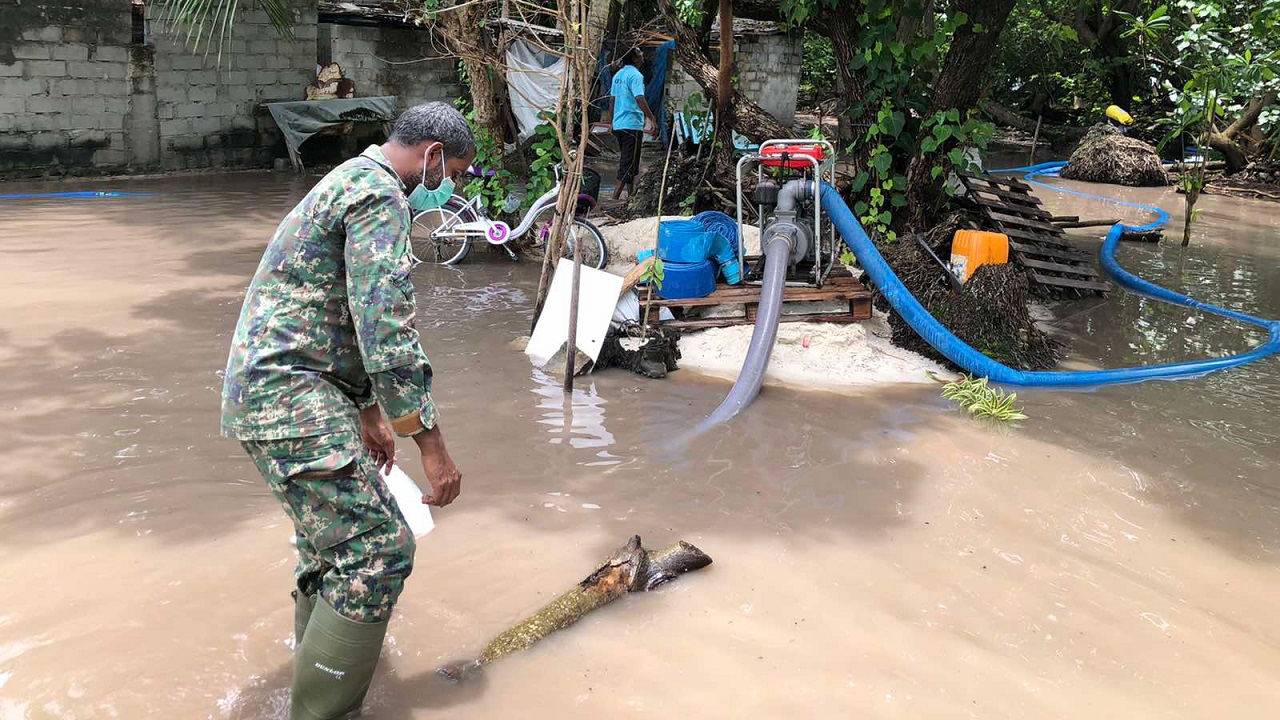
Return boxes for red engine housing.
[758,143,827,170]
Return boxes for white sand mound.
[677,312,952,390]
[600,215,762,275]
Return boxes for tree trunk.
[902,0,1018,231]
[980,99,1087,143]
[440,2,511,144]
[1210,90,1277,175]
[1069,1,1139,108]
[1208,131,1250,175]
[656,0,788,142]
[822,2,867,170]
[713,0,735,148]
[584,0,614,70]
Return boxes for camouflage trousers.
[242,429,415,623]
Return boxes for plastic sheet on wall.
[506,39,565,140]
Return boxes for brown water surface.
[0,171,1277,718]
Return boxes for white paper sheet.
[526,259,625,365]
[382,466,434,538]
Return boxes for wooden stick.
[1054,218,1122,229]
[1028,113,1042,166]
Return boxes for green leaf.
[851,171,870,193]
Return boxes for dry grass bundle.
[1060,124,1171,187]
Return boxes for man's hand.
[413,426,461,507]
[643,117,656,135]
[359,406,396,473]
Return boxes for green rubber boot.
[292,598,387,720]
[293,590,315,646]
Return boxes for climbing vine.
[835,4,995,241]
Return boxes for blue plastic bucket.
[656,259,717,300]
[658,220,714,263]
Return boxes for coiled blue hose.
[820,177,1280,388]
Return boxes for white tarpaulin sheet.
[506,39,565,140]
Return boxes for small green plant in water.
[941,375,1028,422]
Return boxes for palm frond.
[151,0,295,64]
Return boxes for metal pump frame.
[735,139,839,288]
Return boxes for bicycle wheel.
[561,218,610,270]
[409,197,476,265]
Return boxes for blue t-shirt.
[610,65,646,131]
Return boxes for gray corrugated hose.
[691,179,813,433]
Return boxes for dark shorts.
[615,129,643,184]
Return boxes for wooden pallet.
[641,272,873,331]
[957,173,1109,296]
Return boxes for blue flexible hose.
[820,178,1280,388]
[988,161,1169,231]
[0,191,153,200]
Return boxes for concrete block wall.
[325,24,463,110]
[0,0,316,178]
[664,32,803,129]
[737,33,802,127]
[0,1,134,176]
[151,3,317,170]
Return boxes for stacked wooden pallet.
[642,272,873,331]
[956,173,1109,296]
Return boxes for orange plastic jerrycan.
[949,230,1009,283]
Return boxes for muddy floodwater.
[1,170,1278,719]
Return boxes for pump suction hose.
[691,179,812,433]
[818,182,1280,387]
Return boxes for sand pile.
[1060,124,1170,186]
[677,312,950,390]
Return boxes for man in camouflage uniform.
[222,102,475,719]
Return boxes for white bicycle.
[409,164,610,269]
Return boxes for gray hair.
[389,101,476,157]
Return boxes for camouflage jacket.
[221,145,438,440]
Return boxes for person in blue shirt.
[594,47,657,201]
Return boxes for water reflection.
[529,369,619,463]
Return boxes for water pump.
[736,139,838,287]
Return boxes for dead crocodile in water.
[439,535,712,680]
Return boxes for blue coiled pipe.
[819,180,1280,388]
